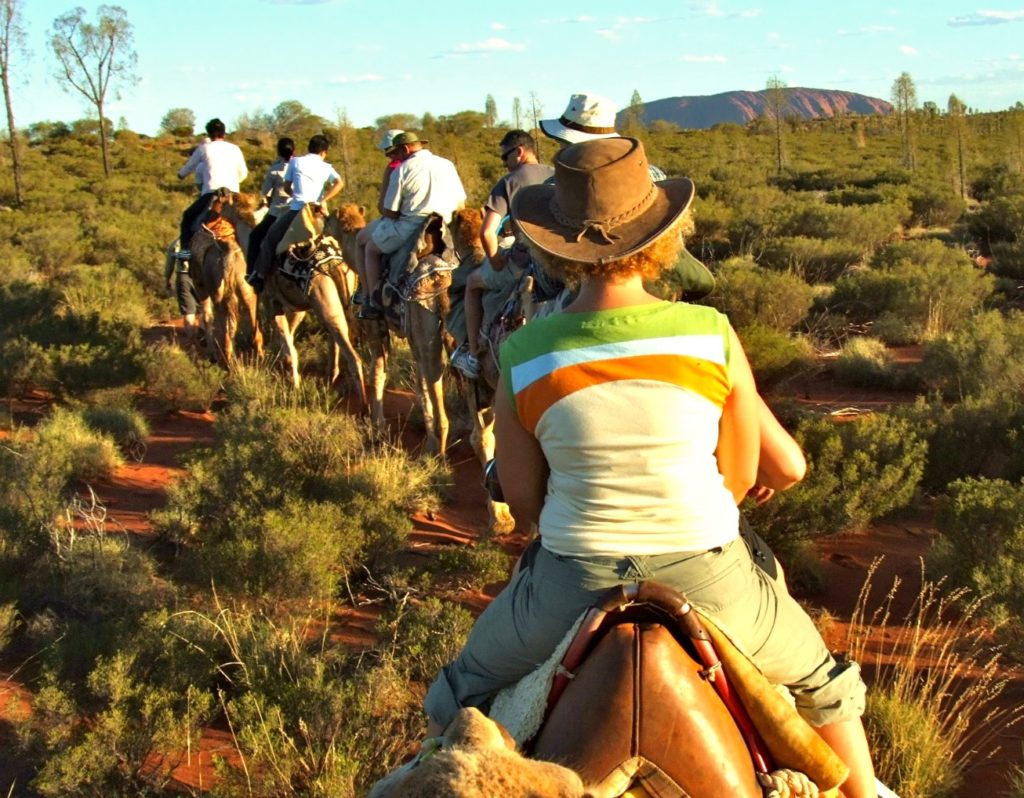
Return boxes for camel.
[347,206,451,457]
[187,191,264,367]
[448,209,515,534]
[259,204,367,405]
[367,708,586,798]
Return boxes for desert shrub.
[79,404,149,459]
[898,397,1024,491]
[59,263,152,328]
[35,407,124,483]
[747,413,926,557]
[711,257,815,332]
[435,542,511,589]
[143,342,222,412]
[12,212,87,274]
[931,477,1024,634]
[907,185,966,228]
[965,193,1024,246]
[824,246,993,344]
[833,337,897,388]
[736,323,815,387]
[758,236,864,283]
[989,240,1024,281]
[916,309,1024,401]
[20,610,216,797]
[847,563,1020,798]
[378,596,474,682]
[778,201,906,254]
[0,601,18,651]
[155,374,446,596]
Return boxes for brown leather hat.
[511,137,694,265]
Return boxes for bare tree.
[511,96,523,129]
[49,5,137,177]
[765,75,787,175]
[335,107,352,189]
[891,71,918,171]
[484,94,497,128]
[0,0,25,205]
[948,93,969,199]
[528,91,544,161]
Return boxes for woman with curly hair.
[423,137,876,797]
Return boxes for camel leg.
[322,308,366,407]
[199,296,215,362]
[362,319,389,430]
[272,311,302,388]
[409,304,448,457]
[242,284,263,359]
[467,392,515,535]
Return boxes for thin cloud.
[949,9,1024,26]
[328,74,383,85]
[491,22,506,30]
[443,37,526,56]
[680,54,728,63]
[900,44,919,55]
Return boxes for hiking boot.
[352,289,366,306]
[357,299,383,320]
[450,343,481,379]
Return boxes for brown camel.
[187,192,264,367]
[448,209,515,533]
[260,204,366,404]
[346,205,451,457]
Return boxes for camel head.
[368,708,588,798]
[449,208,485,266]
[330,202,368,234]
[215,191,261,229]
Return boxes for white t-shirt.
[284,152,341,210]
[178,139,248,194]
[383,149,466,223]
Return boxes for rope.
[758,769,819,798]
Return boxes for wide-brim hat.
[539,92,619,144]
[379,129,405,151]
[512,137,696,266]
[388,131,428,150]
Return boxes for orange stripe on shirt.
[516,354,730,433]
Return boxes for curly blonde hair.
[530,211,693,284]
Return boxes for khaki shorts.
[424,536,865,730]
[370,215,426,254]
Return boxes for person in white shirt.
[248,134,344,292]
[360,131,466,319]
[177,118,248,256]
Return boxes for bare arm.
[755,395,806,493]
[479,209,507,271]
[716,326,760,505]
[321,177,345,205]
[494,379,548,529]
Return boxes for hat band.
[559,116,617,135]
[550,183,658,245]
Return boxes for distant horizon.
[9,0,1024,137]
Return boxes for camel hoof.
[490,504,516,536]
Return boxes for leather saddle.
[529,582,764,798]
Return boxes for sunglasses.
[500,146,520,162]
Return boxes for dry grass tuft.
[846,557,1023,798]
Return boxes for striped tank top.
[500,300,740,557]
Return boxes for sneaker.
[450,344,481,379]
[357,302,383,320]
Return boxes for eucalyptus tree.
[765,75,787,175]
[0,0,25,205]
[891,71,918,171]
[948,94,969,199]
[49,5,137,177]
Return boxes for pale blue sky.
[9,0,1024,135]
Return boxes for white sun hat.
[539,92,620,144]
[379,129,405,151]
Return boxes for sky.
[9,0,1024,136]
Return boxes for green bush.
[907,185,966,228]
[824,244,993,344]
[916,309,1024,401]
[144,342,222,412]
[436,542,511,589]
[748,413,926,557]
[35,407,124,483]
[711,256,815,332]
[759,236,864,283]
[60,263,152,328]
[378,596,475,682]
[931,477,1024,632]
[833,336,897,388]
[778,201,906,254]
[737,323,815,387]
[79,404,149,459]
